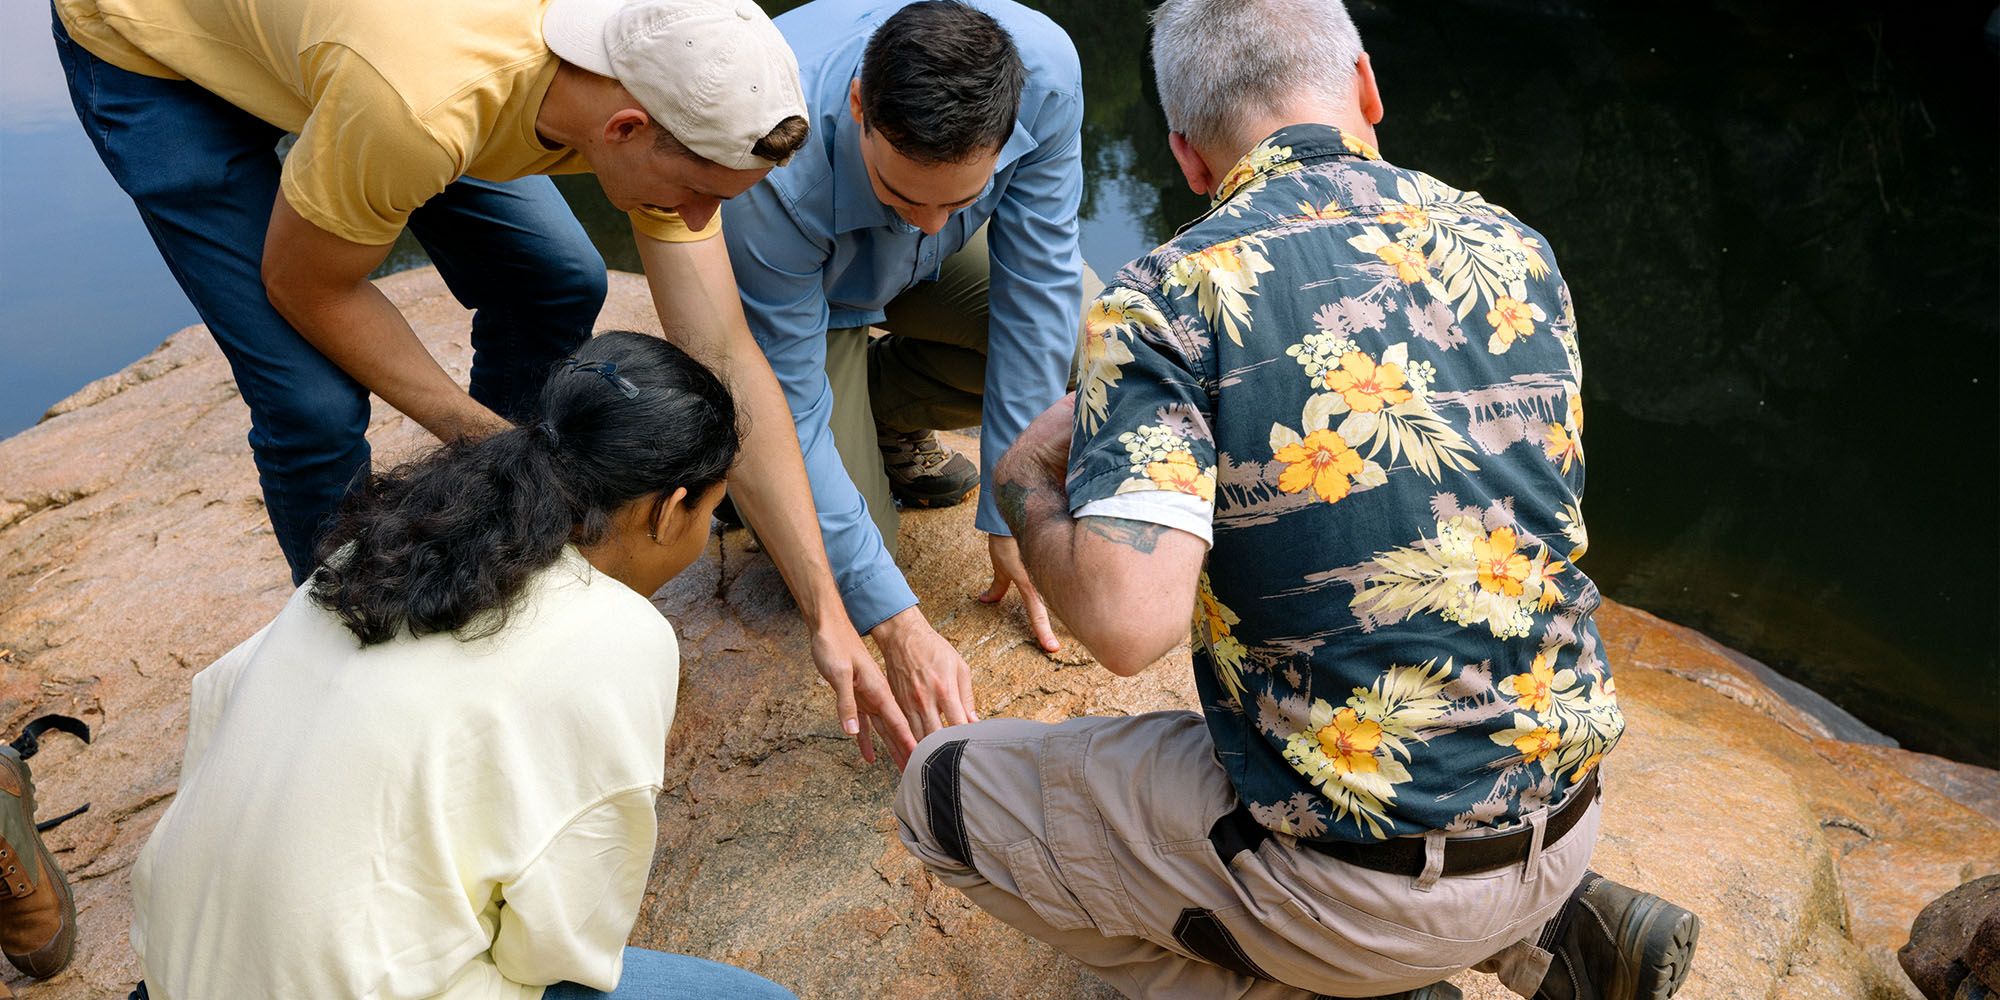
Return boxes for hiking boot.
[877,426,979,508]
[0,745,77,978]
[1534,871,1699,1000]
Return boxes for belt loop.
[1522,807,1549,884]
[1413,831,1447,892]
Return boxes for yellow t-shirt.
[54,0,715,246]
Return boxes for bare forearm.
[273,279,504,442]
[994,467,1084,620]
[262,195,502,443]
[997,457,1201,675]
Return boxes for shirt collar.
[1210,123,1382,206]
[828,75,1043,236]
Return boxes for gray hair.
[1149,0,1364,148]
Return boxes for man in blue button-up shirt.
[724,0,1092,743]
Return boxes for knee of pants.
[894,719,1053,874]
[893,725,987,870]
[243,373,370,467]
[535,249,610,333]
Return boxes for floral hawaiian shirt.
[1066,124,1624,843]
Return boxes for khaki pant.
[893,712,1598,999]
[825,225,1103,555]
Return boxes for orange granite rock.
[1,269,1993,998]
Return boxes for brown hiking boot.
[877,426,979,508]
[1534,871,1699,1000]
[0,744,76,978]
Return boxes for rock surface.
[2,269,1996,999]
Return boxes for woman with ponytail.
[128,332,794,999]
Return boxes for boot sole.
[1630,895,1701,999]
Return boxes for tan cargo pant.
[825,224,1103,555]
[893,712,1599,999]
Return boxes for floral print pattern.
[1068,125,1620,841]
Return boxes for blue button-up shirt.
[722,0,1084,632]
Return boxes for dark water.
[2,0,1995,762]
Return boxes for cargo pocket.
[1001,838,1096,933]
[1172,905,1277,982]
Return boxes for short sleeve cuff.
[630,207,722,243]
[1074,492,1213,547]
[279,178,405,246]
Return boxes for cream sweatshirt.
[132,548,678,999]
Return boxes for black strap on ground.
[11,713,92,833]
[10,713,90,760]
[35,804,88,833]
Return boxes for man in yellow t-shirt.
[47,0,919,786]
[51,0,806,572]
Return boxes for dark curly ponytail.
[310,331,739,645]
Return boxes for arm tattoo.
[995,480,1035,536]
[1082,516,1170,554]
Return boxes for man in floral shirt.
[892,1,1701,998]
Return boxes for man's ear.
[1355,52,1384,126]
[604,107,650,145]
[848,78,865,126]
[652,486,691,544]
[1168,132,1215,197]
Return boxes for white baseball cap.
[543,0,807,170]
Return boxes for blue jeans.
[128,949,793,1000]
[542,948,796,1000]
[51,10,607,583]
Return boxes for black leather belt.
[1209,770,1600,879]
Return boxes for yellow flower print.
[1342,132,1381,159]
[1373,242,1431,285]
[1282,695,1414,838]
[1275,429,1366,504]
[1513,726,1560,766]
[1544,394,1583,473]
[1505,649,1559,713]
[1077,290,1151,432]
[1166,237,1275,346]
[1474,526,1533,596]
[1196,575,1240,644]
[1376,205,1430,233]
[1208,141,1304,209]
[1298,200,1351,220]
[1324,350,1414,413]
[1570,751,1603,785]
[1495,223,1552,280]
[1591,675,1617,706]
[1490,712,1564,769]
[1194,574,1249,704]
[1315,708,1384,775]
[1545,423,1579,473]
[1485,296,1547,354]
[1352,517,1569,640]
[1146,450,1217,503]
[1535,558,1568,612]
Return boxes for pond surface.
[1,0,1994,762]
